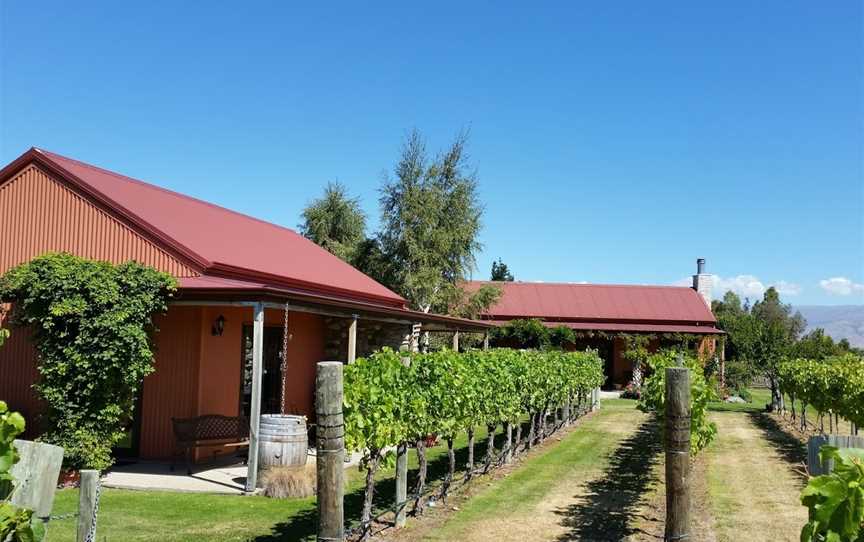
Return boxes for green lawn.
[708,387,772,412]
[708,388,843,430]
[45,421,527,541]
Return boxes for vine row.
[342,347,605,539]
[778,353,864,432]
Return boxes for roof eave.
[175,284,493,332]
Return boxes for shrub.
[621,382,641,400]
[489,318,550,349]
[0,253,176,470]
[638,350,718,454]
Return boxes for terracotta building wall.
[0,164,197,277]
[0,308,41,436]
[282,311,325,420]
[139,307,203,458]
[198,306,246,417]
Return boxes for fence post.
[807,435,864,476]
[664,366,691,542]
[76,470,99,542]
[395,340,412,528]
[9,439,64,535]
[316,361,345,542]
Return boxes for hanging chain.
[280,302,289,415]
[83,477,101,542]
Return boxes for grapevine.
[342,347,604,538]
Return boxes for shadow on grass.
[252,424,506,541]
[553,417,662,542]
[746,411,807,469]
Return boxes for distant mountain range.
[794,305,864,348]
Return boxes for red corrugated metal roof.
[540,321,721,335]
[466,281,716,324]
[7,148,405,307]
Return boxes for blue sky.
[1,1,861,305]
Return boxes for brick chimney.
[692,258,712,307]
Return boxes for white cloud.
[674,274,802,300]
[773,280,803,297]
[819,277,864,296]
[714,275,767,299]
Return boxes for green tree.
[751,287,806,410]
[448,284,502,320]
[793,328,842,360]
[491,258,514,281]
[299,181,367,264]
[378,129,482,314]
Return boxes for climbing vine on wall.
[0,253,176,470]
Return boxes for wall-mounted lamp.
[211,315,226,336]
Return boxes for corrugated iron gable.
[0,164,199,277]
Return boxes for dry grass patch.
[261,463,317,498]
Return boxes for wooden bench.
[171,415,249,475]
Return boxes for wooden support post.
[452,330,460,352]
[76,469,99,542]
[664,366,691,542]
[395,341,412,528]
[316,362,345,542]
[347,315,358,364]
[245,302,265,492]
[395,442,408,527]
[9,440,63,535]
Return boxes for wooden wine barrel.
[259,414,308,469]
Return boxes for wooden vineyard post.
[9,440,64,536]
[395,329,412,528]
[316,362,345,542]
[664,366,691,542]
[395,442,408,527]
[76,469,99,542]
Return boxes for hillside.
[795,305,864,347]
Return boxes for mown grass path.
[410,399,656,541]
[706,410,808,542]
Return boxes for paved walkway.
[103,460,248,493]
[103,450,364,493]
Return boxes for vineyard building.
[0,148,491,465]
[467,263,722,388]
